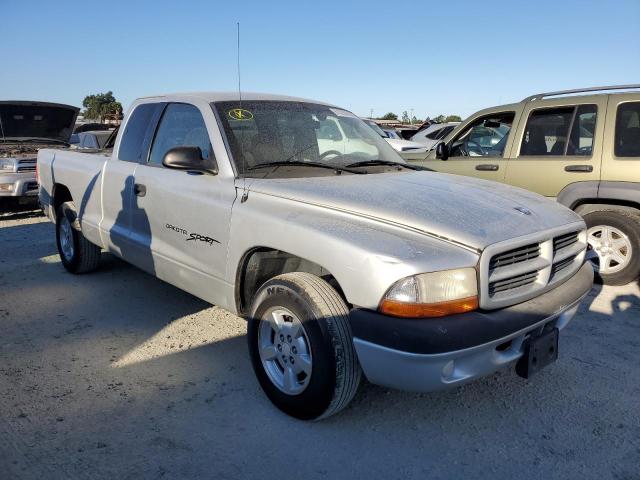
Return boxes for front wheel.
[247,272,361,420]
[583,210,640,285]
[56,201,101,274]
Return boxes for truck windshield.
[212,101,405,177]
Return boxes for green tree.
[379,112,398,121]
[433,114,446,123]
[445,115,462,122]
[411,116,421,124]
[401,111,410,124]
[82,91,122,121]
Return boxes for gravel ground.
[1,208,639,480]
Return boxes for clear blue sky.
[3,0,639,119]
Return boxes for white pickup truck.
[38,92,593,420]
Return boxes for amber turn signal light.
[379,296,479,318]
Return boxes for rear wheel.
[247,272,361,420]
[56,201,101,273]
[583,210,640,285]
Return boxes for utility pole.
[410,108,414,125]
[370,108,374,120]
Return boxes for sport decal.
[165,224,220,246]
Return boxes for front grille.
[553,231,579,253]
[17,159,36,172]
[481,225,587,309]
[550,255,577,280]
[489,270,538,296]
[489,243,540,270]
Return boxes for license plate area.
[515,327,559,379]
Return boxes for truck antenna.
[237,22,242,105]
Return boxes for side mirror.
[162,146,218,174]
[435,142,449,160]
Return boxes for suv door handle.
[565,165,593,173]
[475,164,499,171]
[134,183,146,197]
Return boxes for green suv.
[406,85,640,285]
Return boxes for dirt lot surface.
[1,208,639,479]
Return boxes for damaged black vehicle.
[0,101,78,210]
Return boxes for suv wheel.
[247,272,361,420]
[56,201,102,274]
[583,210,640,285]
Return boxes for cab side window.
[449,112,515,158]
[149,103,213,166]
[118,103,162,162]
[520,105,597,156]
[615,102,640,157]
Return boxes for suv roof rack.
[523,84,640,102]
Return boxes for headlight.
[0,158,16,172]
[379,268,478,318]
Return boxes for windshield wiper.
[246,161,365,175]
[346,159,430,171]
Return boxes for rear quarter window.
[615,102,640,157]
[118,103,163,162]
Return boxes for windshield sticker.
[329,108,358,118]
[228,108,254,121]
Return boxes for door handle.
[475,164,499,171]
[134,183,146,197]
[565,165,593,173]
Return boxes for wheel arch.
[51,183,73,219]
[235,247,346,315]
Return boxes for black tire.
[56,201,101,274]
[248,272,361,420]
[583,209,640,286]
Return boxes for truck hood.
[0,101,79,144]
[247,171,583,251]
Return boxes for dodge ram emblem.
[514,206,532,215]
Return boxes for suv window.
[615,102,640,157]
[520,104,597,156]
[149,103,213,166]
[567,105,597,155]
[450,112,515,157]
[118,103,162,162]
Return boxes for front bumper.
[0,172,38,197]
[350,261,593,392]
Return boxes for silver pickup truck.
[0,101,78,209]
[38,92,593,420]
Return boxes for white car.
[363,120,427,153]
[411,122,460,149]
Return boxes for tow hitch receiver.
[516,328,559,379]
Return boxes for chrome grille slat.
[17,159,36,172]
[551,255,577,279]
[553,231,579,252]
[489,270,538,296]
[489,243,540,270]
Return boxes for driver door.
[422,111,517,182]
